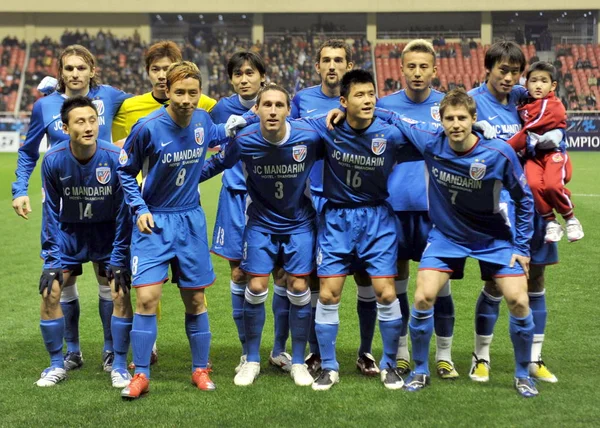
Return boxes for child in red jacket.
[508,61,584,243]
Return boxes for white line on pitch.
[573,193,600,197]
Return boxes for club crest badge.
[371,138,387,156]
[119,149,128,165]
[552,152,564,163]
[431,106,441,122]
[194,127,204,146]
[293,145,307,162]
[469,159,486,180]
[96,166,111,184]
[92,99,105,116]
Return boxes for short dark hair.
[439,88,477,119]
[484,41,526,73]
[256,83,291,108]
[340,69,375,98]
[316,39,353,64]
[227,50,266,80]
[60,95,98,125]
[527,61,557,82]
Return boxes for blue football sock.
[244,289,268,363]
[111,316,133,371]
[99,298,114,352]
[308,291,320,355]
[61,299,80,353]
[397,292,410,337]
[230,281,247,355]
[185,312,211,371]
[288,290,311,365]
[272,284,290,356]
[528,291,547,335]
[434,294,455,337]
[315,301,340,372]
[377,300,403,370]
[356,293,377,356]
[409,307,434,375]
[510,312,534,378]
[40,317,65,369]
[475,290,502,336]
[130,313,157,378]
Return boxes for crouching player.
[376,89,538,397]
[117,62,234,399]
[37,96,132,387]
[201,84,321,386]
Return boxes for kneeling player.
[37,96,132,387]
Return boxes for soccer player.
[201,84,321,386]
[375,89,538,397]
[117,61,231,399]
[292,39,379,377]
[36,96,132,387]
[506,61,583,243]
[469,41,561,383]
[311,70,406,391]
[12,44,131,373]
[376,39,458,379]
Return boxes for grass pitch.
[0,152,598,427]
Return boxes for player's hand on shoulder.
[473,120,497,139]
[107,265,132,294]
[327,108,346,130]
[225,115,248,138]
[39,268,63,297]
[12,196,32,220]
[509,253,530,279]
[136,212,155,234]
[37,76,58,96]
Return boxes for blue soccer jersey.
[118,107,228,215]
[41,139,131,269]
[378,110,534,255]
[377,89,444,211]
[291,85,343,194]
[13,85,131,198]
[202,121,323,234]
[210,94,256,191]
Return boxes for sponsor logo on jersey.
[92,99,105,116]
[552,152,564,163]
[371,137,387,156]
[292,145,307,162]
[469,159,486,180]
[96,166,111,184]
[194,127,205,146]
[431,106,440,122]
[119,149,128,165]
[401,117,419,125]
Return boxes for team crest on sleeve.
[469,159,486,180]
[194,127,205,146]
[292,145,307,162]
[551,152,564,163]
[371,136,387,156]
[92,99,105,116]
[431,106,441,122]
[119,149,128,165]
[96,166,111,184]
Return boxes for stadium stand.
[0,37,26,113]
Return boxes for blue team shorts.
[312,193,328,216]
[418,227,525,280]
[130,207,215,289]
[241,228,315,276]
[211,186,247,261]
[317,202,398,278]
[395,211,432,262]
[58,222,114,277]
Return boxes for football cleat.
[469,353,490,382]
[111,368,132,388]
[311,369,339,391]
[269,351,292,372]
[566,217,584,242]
[192,368,216,391]
[381,368,404,390]
[102,351,114,372]
[396,358,411,376]
[403,372,430,392]
[514,376,539,398]
[64,351,84,371]
[305,353,322,377]
[529,360,558,383]
[291,364,314,386]
[356,353,380,377]
[36,367,67,387]
[544,220,564,243]
[234,362,260,386]
[436,360,459,379]
[121,373,149,399]
[234,355,247,374]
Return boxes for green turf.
[0,152,598,427]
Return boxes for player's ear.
[346,61,354,71]
[90,67,95,79]
[315,61,321,74]
[62,122,69,135]
[340,96,348,108]
[551,81,557,92]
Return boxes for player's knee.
[247,278,268,295]
[287,275,308,294]
[231,265,248,284]
[378,286,397,305]
[483,280,502,297]
[319,287,340,305]
[135,292,160,314]
[413,286,435,310]
[506,294,529,318]
[111,291,132,315]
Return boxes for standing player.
[468,41,560,383]
[117,62,232,399]
[373,89,538,397]
[376,39,458,379]
[36,96,132,388]
[292,39,379,377]
[202,85,321,386]
[12,44,131,373]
